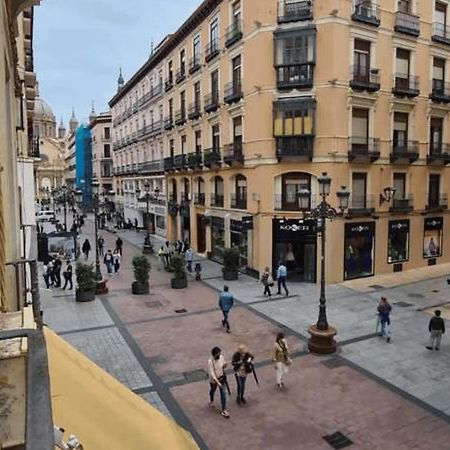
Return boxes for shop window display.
[387,220,409,263]
[423,217,443,258]
[344,222,375,280]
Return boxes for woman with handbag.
[208,347,230,418]
[272,332,291,388]
[261,267,274,297]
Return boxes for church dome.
[34,96,55,120]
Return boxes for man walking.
[377,296,392,343]
[208,347,230,419]
[219,285,234,333]
[185,247,194,272]
[232,344,254,405]
[115,237,123,256]
[97,236,105,257]
[276,261,289,297]
[426,310,445,351]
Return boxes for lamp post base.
[307,325,337,355]
[95,279,108,295]
[142,244,153,254]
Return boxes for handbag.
[267,274,274,286]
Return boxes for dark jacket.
[82,241,91,252]
[232,351,254,375]
[378,303,392,323]
[116,238,123,248]
[429,316,445,333]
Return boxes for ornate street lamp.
[298,173,350,354]
[91,180,108,295]
[136,180,153,254]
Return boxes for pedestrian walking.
[134,218,139,231]
[219,285,234,333]
[62,261,73,290]
[79,215,84,228]
[261,266,273,297]
[104,250,114,275]
[276,262,289,296]
[115,237,123,256]
[377,296,392,343]
[185,247,193,272]
[53,255,62,288]
[182,239,189,254]
[82,239,91,260]
[97,236,105,256]
[208,347,230,419]
[272,332,291,388]
[113,249,121,274]
[43,260,53,288]
[163,241,171,267]
[232,344,254,405]
[426,310,445,351]
[375,297,383,334]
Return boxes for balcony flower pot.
[222,247,239,281]
[131,255,150,295]
[170,254,187,289]
[75,262,96,302]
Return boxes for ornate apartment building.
[110,0,450,283]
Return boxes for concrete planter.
[75,289,95,302]
[132,281,149,295]
[171,277,187,289]
[223,270,238,281]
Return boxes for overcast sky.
[34,0,200,127]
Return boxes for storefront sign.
[423,217,443,259]
[273,218,317,239]
[388,220,409,264]
[344,221,375,280]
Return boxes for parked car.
[36,210,55,222]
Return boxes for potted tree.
[222,247,240,281]
[170,254,187,289]
[132,254,151,295]
[75,262,96,302]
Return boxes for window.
[388,220,410,263]
[430,118,443,153]
[393,112,408,150]
[212,124,220,151]
[274,103,315,137]
[168,60,173,82]
[435,2,447,25]
[104,127,110,140]
[195,130,202,154]
[351,173,367,209]
[169,139,174,158]
[432,58,445,92]
[352,108,369,148]
[179,49,185,75]
[194,81,201,108]
[211,70,219,96]
[168,98,173,120]
[232,55,241,87]
[396,48,410,77]
[103,144,111,158]
[282,172,311,210]
[232,0,241,22]
[180,91,186,116]
[274,31,316,66]
[181,135,186,155]
[354,39,370,79]
[397,0,411,13]
[393,172,406,199]
[210,18,219,44]
[233,116,242,144]
[193,35,201,64]
[428,174,441,207]
[423,217,443,258]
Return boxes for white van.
[36,210,55,222]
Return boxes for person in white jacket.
[208,346,230,418]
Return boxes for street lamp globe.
[318,172,331,198]
[74,189,83,203]
[91,180,100,195]
[337,185,350,211]
[298,187,311,211]
[107,190,115,202]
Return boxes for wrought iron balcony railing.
[275,63,314,90]
[351,0,380,26]
[350,66,380,92]
[277,0,313,23]
[394,11,420,37]
[348,137,380,162]
[225,20,243,48]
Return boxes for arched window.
[232,174,247,209]
[194,177,205,205]
[211,176,224,207]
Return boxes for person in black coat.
[231,345,254,405]
[62,261,73,290]
[53,256,62,287]
[426,310,446,351]
[82,239,91,260]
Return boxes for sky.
[34,0,200,127]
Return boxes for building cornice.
[109,0,222,107]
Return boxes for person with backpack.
[103,250,114,275]
[261,266,273,297]
[208,347,230,419]
[426,310,445,351]
[218,285,234,334]
[272,332,291,389]
[377,296,392,343]
[232,344,254,405]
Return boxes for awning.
[44,328,199,450]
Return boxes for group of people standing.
[102,237,123,275]
[158,239,191,270]
[43,255,72,290]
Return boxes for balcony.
[223,141,244,166]
[394,11,420,37]
[210,193,224,207]
[230,193,247,210]
[427,143,450,165]
[194,193,206,205]
[187,152,203,170]
[390,194,414,213]
[203,148,221,168]
[205,38,220,63]
[351,1,380,27]
[225,20,243,48]
[173,154,187,171]
[164,77,174,92]
[390,141,419,163]
[347,194,376,216]
[138,161,164,174]
[204,92,219,113]
[189,55,202,74]
[429,79,450,104]
[176,67,186,84]
[163,116,174,131]
[275,63,314,90]
[274,193,317,211]
[275,135,314,161]
[390,141,419,164]
[432,22,450,45]
[348,137,380,163]
[426,194,448,211]
[174,110,186,126]
[188,102,201,120]
[350,66,380,92]
[164,157,174,172]
[392,74,420,98]
[277,0,313,23]
[224,81,243,104]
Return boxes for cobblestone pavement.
[40,217,450,449]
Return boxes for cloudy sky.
[34,0,200,126]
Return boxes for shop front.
[272,218,317,282]
[211,216,225,262]
[344,221,375,280]
[423,217,443,262]
[230,219,248,269]
[388,219,409,270]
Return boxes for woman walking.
[104,250,114,275]
[261,267,273,297]
[272,332,291,388]
[81,239,91,260]
[113,249,121,274]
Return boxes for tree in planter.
[132,255,151,295]
[170,254,187,289]
[75,262,96,302]
[222,247,240,281]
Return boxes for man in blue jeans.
[208,347,230,418]
[277,262,289,296]
[219,285,234,333]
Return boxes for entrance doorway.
[272,218,317,282]
[196,214,206,253]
